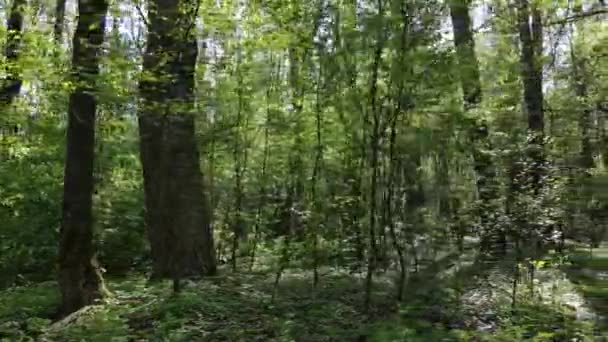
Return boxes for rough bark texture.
[58,0,109,316]
[139,0,216,279]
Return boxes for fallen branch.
[45,305,102,334]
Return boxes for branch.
[546,8,608,26]
[135,3,150,29]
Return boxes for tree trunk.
[138,0,216,280]
[58,0,109,316]
[448,0,481,107]
[517,0,545,190]
[570,3,594,171]
[54,0,67,44]
[386,115,407,300]
[0,0,25,106]
[364,13,385,310]
[231,42,247,272]
[310,53,324,287]
[449,0,503,255]
[0,0,25,158]
[250,64,274,270]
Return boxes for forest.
[0,0,607,340]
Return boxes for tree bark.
[448,0,497,205]
[386,115,407,300]
[138,0,216,280]
[249,60,274,270]
[364,8,385,310]
[517,0,545,190]
[449,0,502,253]
[231,41,247,271]
[0,0,26,106]
[449,0,481,107]
[54,0,67,44]
[58,0,109,316]
[570,3,594,171]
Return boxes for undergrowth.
[1,246,606,342]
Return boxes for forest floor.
[370,243,608,341]
[563,244,608,326]
[0,244,606,341]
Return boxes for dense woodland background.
[0,0,607,340]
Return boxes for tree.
[54,0,67,44]
[0,0,25,108]
[570,2,594,171]
[517,0,545,190]
[138,0,216,281]
[1,0,608,338]
[449,0,503,255]
[58,0,109,315]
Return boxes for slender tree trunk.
[364,8,384,310]
[517,0,545,191]
[138,0,216,280]
[54,0,67,44]
[569,3,600,241]
[272,7,322,294]
[570,4,594,171]
[250,55,276,271]
[343,156,365,271]
[231,41,247,271]
[436,146,451,220]
[386,115,407,301]
[310,54,324,288]
[0,0,25,158]
[58,0,109,316]
[384,1,411,300]
[1,0,25,106]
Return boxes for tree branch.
[134,3,150,29]
[546,8,607,26]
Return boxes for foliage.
[0,0,607,339]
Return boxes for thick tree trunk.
[139,0,216,280]
[449,0,502,253]
[58,0,109,316]
[448,0,496,204]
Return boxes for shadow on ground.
[563,243,608,329]
[1,269,399,341]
